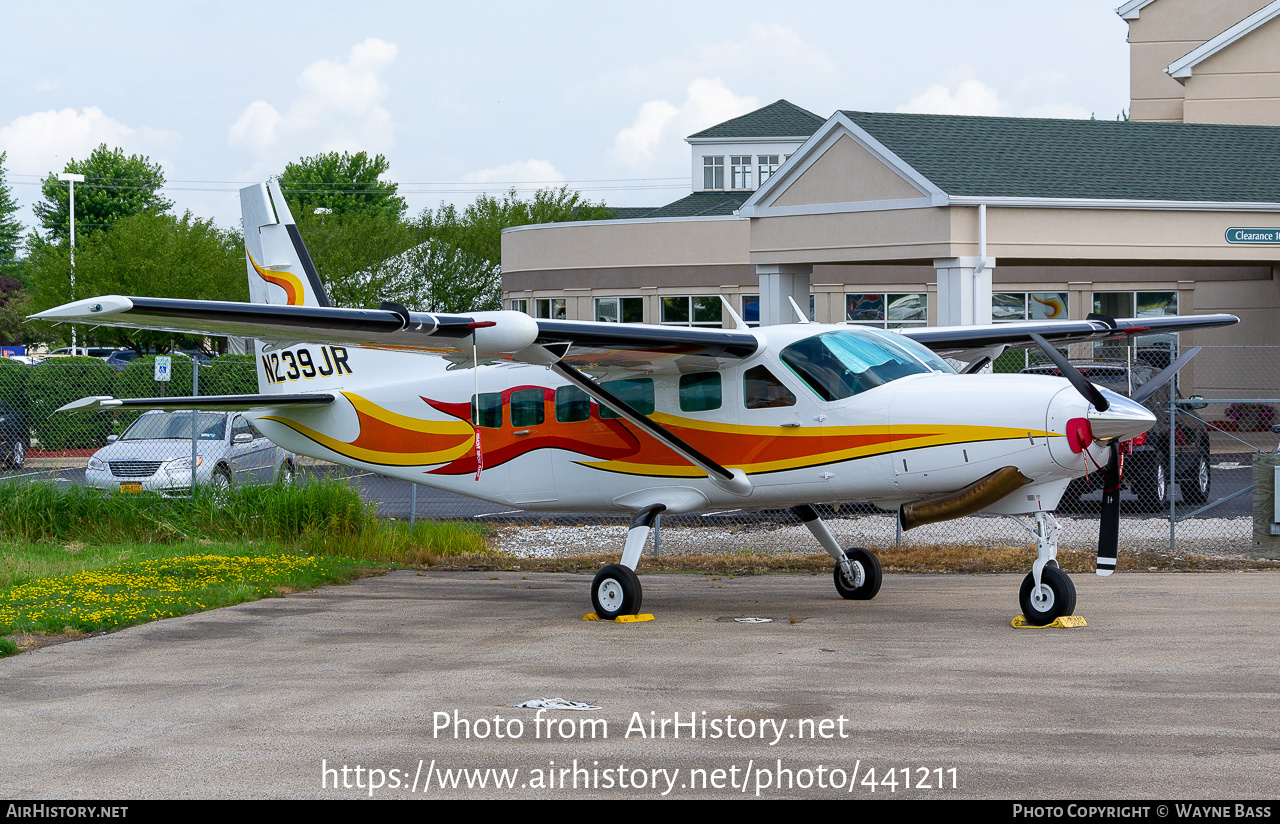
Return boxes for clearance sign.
[1225,227,1280,244]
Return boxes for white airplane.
[36,181,1238,625]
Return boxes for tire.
[833,547,882,601]
[277,459,295,486]
[8,440,24,470]
[210,467,231,505]
[1133,455,1169,512]
[591,564,642,619]
[1019,566,1076,626]
[1183,451,1210,506]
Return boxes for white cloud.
[462,159,564,187]
[229,38,399,178]
[0,106,178,177]
[897,78,1003,116]
[611,79,758,169]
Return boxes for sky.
[0,0,1133,233]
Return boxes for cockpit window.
[779,329,951,401]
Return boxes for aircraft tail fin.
[240,180,331,309]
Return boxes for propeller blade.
[1029,333,1109,412]
[1130,346,1202,405]
[1097,440,1121,577]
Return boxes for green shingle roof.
[843,111,1280,202]
[689,100,824,140]
[641,191,752,218]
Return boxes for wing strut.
[549,361,752,497]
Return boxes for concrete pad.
[2,569,1278,799]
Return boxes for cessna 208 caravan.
[36,181,1238,625]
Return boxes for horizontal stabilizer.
[57,393,336,413]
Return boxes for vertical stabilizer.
[240,181,331,308]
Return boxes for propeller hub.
[1086,389,1156,441]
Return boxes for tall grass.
[0,481,490,562]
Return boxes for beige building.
[502,1,1280,388]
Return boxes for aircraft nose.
[1087,389,1156,440]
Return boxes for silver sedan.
[85,410,296,495]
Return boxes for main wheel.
[591,564,642,620]
[1183,451,1210,505]
[833,547,882,600]
[1018,565,1076,626]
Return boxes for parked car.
[0,398,29,469]
[85,410,296,495]
[1021,359,1211,510]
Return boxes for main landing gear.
[791,505,883,602]
[1017,511,1077,626]
[590,504,664,620]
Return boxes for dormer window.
[730,156,752,189]
[702,156,724,190]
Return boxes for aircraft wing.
[57,393,336,413]
[900,313,1239,356]
[30,296,540,355]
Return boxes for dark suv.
[1021,360,1211,510]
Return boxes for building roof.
[638,191,753,218]
[610,207,660,220]
[842,111,1280,202]
[687,99,825,140]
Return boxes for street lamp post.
[57,173,85,355]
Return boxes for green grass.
[0,481,495,653]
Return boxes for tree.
[26,212,243,350]
[430,186,616,267]
[279,151,406,220]
[0,151,22,264]
[33,145,173,242]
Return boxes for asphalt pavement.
[3,570,1277,799]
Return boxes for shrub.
[200,354,258,396]
[28,357,116,449]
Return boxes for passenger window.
[679,372,722,412]
[599,378,655,419]
[555,385,591,422]
[743,365,796,409]
[510,388,546,427]
[470,393,503,428]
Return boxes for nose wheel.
[592,564,643,620]
[1018,565,1077,625]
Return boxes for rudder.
[241,180,331,308]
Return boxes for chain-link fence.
[2,346,1276,560]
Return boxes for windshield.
[121,411,226,441]
[779,329,953,401]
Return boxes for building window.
[510,298,528,314]
[741,293,813,327]
[992,292,1070,372]
[536,298,566,319]
[758,155,780,186]
[730,155,752,190]
[595,296,644,323]
[844,293,927,328]
[661,296,721,327]
[702,156,724,190]
[1093,290,1179,367]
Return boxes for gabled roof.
[1165,0,1280,79]
[839,111,1280,202]
[687,100,824,140]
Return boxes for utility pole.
[57,173,85,355]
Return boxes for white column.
[756,263,812,326]
[934,256,995,327]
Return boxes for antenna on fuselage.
[787,295,811,324]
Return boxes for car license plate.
[119,483,143,493]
